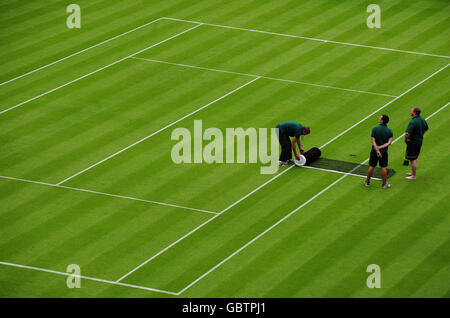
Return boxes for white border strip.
[0,18,164,87]
[57,76,260,185]
[131,57,396,98]
[162,17,450,59]
[0,175,217,215]
[177,100,449,294]
[0,261,178,296]
[0,23,203,116]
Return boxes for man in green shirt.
[276,121,311,166]
[404,107,429,180]
[365,114,393,189]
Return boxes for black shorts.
[406,141,422,160]
[369,149,388,168]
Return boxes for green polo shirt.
[278,121,303,138]
[371,124,393,153]
[406,116,428,143]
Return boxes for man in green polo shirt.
[365,114,393,189]
[276,121,311,166]
[404,107,428,180]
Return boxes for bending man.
[276,121,310,166]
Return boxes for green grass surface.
[0,0,449,298]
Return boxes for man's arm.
[378,137,393,150]
[292,136,303,159]
[372,137,382,158]
[404,132,410,143]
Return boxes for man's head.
[302,126,310,135]
[410,107,421,117]
[379,114,389,125]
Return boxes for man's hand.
[295,153,301,160]
[376,149,382,158]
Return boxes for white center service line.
[0,23,203,116]
[56,76,260,185]
[131,56,397,98]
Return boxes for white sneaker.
[405,175,416,180]
[381,183,391,189]
[364,180,370,187]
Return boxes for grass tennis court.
[0,0,449,298]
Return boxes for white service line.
[162,17,450,59]
[131,57,396,98]
[0,23,203,116]
[319,63,450,149]
[0,261,178,296]
[0,18,164,87]
[0,175,217,215]
[115,64,449,283]
[176,100,449,294]
[56,76,260,185]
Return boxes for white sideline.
[319,63,449,149]
[0,261,178,296]
[0,18,164,87]
[0,23,203,116]
[131,57,397,98]
[56,76,260,185]
[162,17,450,59]
[0,175,217,215]
[177,101,449,294]
[116,63,450,284]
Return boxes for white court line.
[0,175,217,215]
[0,261,178,296]
[131,57,396,98]
[176,101,449,294]
[162,17,450,59]
[300,165,382,180]
[57,76,260,185]
[0,23,203,116]
[0,17,164,87]
[320,63,449,149]
[115,64,449,283]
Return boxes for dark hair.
[302,126,310,135]
[381,114,389,125]
[412,107,421,116]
